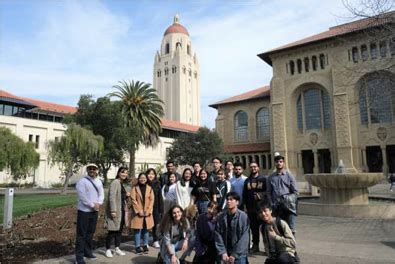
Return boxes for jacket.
[130,184,155,229]
[215,209,249,259]
[261,217,296,258]
[105,179,123,231]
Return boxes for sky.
[0,0,368,128]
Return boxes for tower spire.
[174,14,180,24]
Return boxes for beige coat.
[105,179,123,231]
[130,184,154,229]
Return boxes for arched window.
[319,54,326,69]
[296,87,331,132]
[256,108,270,140]
[297,59,302,74]
[312,56,317,71]
[359,72,395,124]
[187,45,191,55]
[165,43,170,54]
[234,111,248,142]
[352,47,359,62]
[172,66,176,74]
[176,42,181,48]
[370,43,378,59]
[304,57,310,72]
[289,60,295,75]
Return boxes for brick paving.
[32,183,395,263]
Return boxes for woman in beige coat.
[105,167,130,258]
[130,173,154,255]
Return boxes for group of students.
[75,154,300,264]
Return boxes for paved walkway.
[16,183,395,263]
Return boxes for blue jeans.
[162,239,184,264]
[275,206,296,233]
[197,200,210,214]
[233,256,247,264]
[134,228,149,248]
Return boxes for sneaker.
[115,247,126,256]
[142,245,149,254]
[152,241,160,248]
[105,249,113,258]
[135,247,143,255]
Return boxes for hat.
[86,163,98,169]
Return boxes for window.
[4,105,13,116]
[256,108,270,140]
[289,60,295,75]
[165,43,170,54]
[359,71,395,125]
[304,57,310,72]
[188,69,192,77]
[29,134,33,142]
[296,87,331,132]
[234,111,248,142]
[361,44,368,61]
[297,59,302,74]
[182,66,186,74]
[176,42,181,49]
[370,43,377,59]
[164,68,169,75]
[172,66,176,74]
[391,37,395,56]
[352,47,359,62]
[379,40,387,57]
[35,135,40,149]
[312,56,317,71]
[187,45,190,55]
[319,54,326,69]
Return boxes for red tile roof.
[258,10,395,65]
[164,23,189,36]
[209,85,270,109]
[224,142,270,154]
[0,89,76,114]
[161,118,200,133]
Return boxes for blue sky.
[0,0,366,128]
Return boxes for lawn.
[0,193,77,220]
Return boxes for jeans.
[233,256,247,264]
[275,206,296,233]
[162,239,184,264]
[134,227,149,248]
[197,200,210,214]
[75,210,98,263]
[248,211,262,245]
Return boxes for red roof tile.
[164,23,189,36]
[0,89,76,114]
[161,118,200,133]
[258,10,395,65]
[209,85,270,109]
[224,142,270,154]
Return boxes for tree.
[48,123,104,192]
[167,127,224,167]
[0,127,39,181]
[108,80,164,177]
[66,95,132,185]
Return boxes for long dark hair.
[159,205,189,234]
[197,169,209,184]
[116,166,129,182]
[164,172,176,193]
[146,168,158,184]
[180,168,193,187]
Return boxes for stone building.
[211,12,395,180]
[153,15,200,126]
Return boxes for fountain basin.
[305,173,383,205]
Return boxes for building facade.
[153,15,200,126]
[212,12,395,181]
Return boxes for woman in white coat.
[175,168,195,210]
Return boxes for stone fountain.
[299,161,395,219]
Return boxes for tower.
[153,15,200,126]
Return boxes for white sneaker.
[115,247,126,256]
[105,249,113,258]
[152,241,160,248]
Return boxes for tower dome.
[164,14,189,36]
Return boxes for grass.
[0,193,77,220]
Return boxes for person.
[389,173,395,191]
[104,167,129,258]
[161,160,182,186]
[242,162,268,253]
[259,203,299,264]
[225,160,235,180]
[215,169,231,211]
[130,173,155,255]
[75,163,104,264]
[162,172,178,215]
[209,157,223,182]
[267,155,298,234]
[146,168,163,248]
[192,161,202,183]
[176,168,195,210]
[192,169,218,214]
[215,192,249,264]
[229,162,247,210]
[194,201,220,264]
[159,205,191,264]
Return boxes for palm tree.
[108,80,164,177]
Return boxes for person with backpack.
[259,203,299,264]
